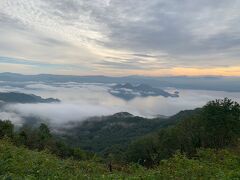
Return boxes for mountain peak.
[112,112,134,118]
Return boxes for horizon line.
[0,72,240,78]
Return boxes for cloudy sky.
[0,0,240,76]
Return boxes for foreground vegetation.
[1,139,240,179]
[1,98,240,179]
[125,98,240,167]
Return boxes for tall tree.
[37,123,52,150]
[0,120,14,138]
[201,98,240,148]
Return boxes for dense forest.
[1,98,240,179]
[58,111,182,154]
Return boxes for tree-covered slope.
[125,98,240,167]
[58,111,189,154]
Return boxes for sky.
[0,0,240,76]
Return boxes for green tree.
[125,98,240,167]
[73,148,87,160]
[16,125,39,149]
[0,120,14,138]
[126,135,160,167]
[37,123,52,150]
[201,98,240,148]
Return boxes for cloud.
[0,111,23,126]
[4,103,118,126]
[0,0,240,75]
[1,81,240,129]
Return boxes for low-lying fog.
[1,81,240,126]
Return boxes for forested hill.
[125,98,240,167]
[0,92,60,103]
[58,109,200,154]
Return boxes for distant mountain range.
[109,83,179,100]
[0,72,240,92]
[0,92,60,104]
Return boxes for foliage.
[0,121,97,162]
[0,139,108,179]
[125,98,240,166]
[1,139,240,179]
[201,98,240,148]
[0,120,14,138]
[59,110,188,155]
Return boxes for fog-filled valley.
[0,74,240,153]
[1,78,240,128]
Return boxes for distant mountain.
[0,92,60,103]
[0,72,240,92]
[109,83,179,100]
[57,109,198,154]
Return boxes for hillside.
[0,139,109,179]
[1,139,240,179]
[0,92,60,103]
[58,110,197,154]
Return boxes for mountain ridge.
[0,72,240,92]
[57,109,199,154]
[109,83,179,100]
[0,92,60,103]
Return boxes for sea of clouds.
[1,81,240,127]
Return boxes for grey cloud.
[35,36,73,47]
[0,13,25,30]
[131,54,160,58]
[95,0,240,66]
[97,60,145,70]
[47,0,240,67]
[98,55,173,70]
[1,0,240,72]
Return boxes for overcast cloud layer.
[0,0,240,75]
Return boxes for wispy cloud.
[0,0,240,75]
